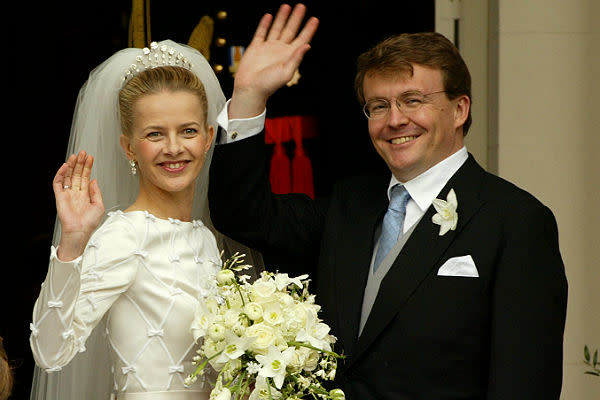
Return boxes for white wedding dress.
[30,210,221,399]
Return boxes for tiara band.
[123,42,194,83]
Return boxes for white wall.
[451,0,599,397]
[495,0,600,398]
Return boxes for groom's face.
[364,64,469,182]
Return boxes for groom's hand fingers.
[266,3,292,40]
[279,3,307,43]
[291,15,319,47]
[250,13,273,45]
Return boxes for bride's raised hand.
[52,150,105,261]
[229,3,319,119]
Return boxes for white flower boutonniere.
[432,188,458,236]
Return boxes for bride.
[29,5,318,399]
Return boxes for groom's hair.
[354,31,472,135]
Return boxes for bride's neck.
[126,187,195,222]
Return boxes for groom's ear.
[119,134,134,160]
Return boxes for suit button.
[231,131,238,139]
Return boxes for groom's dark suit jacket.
[208,132,568,400]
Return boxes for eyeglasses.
[362,90,446,120]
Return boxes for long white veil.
[30,39,263,400]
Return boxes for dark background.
[5,1,433,398]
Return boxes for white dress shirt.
[390,147,468,235]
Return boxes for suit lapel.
[352,156,488,362]
[333,175,388,358]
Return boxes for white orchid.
[432,188,459,236]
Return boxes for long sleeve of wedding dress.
[30,210,221,396]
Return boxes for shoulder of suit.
[480,170,553,215]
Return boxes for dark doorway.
[6,2,433,398]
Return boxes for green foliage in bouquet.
[584,345,599,377]
[186,253,346,399]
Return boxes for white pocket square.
[437,255,479,277]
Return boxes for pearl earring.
[130,159,137,175]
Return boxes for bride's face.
[120,90,214,196]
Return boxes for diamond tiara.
[123,42,194,83]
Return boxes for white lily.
[222,331,255,360]
[255,345,295,389]
[295,322,332,352]
[248,376,283,400]
[274,273,309,290]
[431,188,459,236]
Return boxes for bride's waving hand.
[52,150,104,261]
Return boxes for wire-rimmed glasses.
[363,90,446,120]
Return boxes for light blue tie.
[373,185,411,273]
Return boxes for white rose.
[251,279,277,301]
[300,347,319,371]
[210,386,231,400]
[244,302,263,321]
[274,291,294,306]
[286,349,303,372]
[217,269,235,285]
[246,323,276,351]
[290,303,309,326]
[208,323,226,341]
[224,309,241,328]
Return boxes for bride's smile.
[120,90,214,197]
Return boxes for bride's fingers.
[71,150,87,191]
[53,163,69,194]
[90,179,105,209]
[266,3,292,41]
[279,3,307,43]
[61,154,77,191]
[80,154,94,192]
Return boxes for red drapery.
[265,115,318,199]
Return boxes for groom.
[208,3,568,399]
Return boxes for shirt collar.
[387,147,468,211]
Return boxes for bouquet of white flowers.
[186,253,345,400]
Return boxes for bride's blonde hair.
[118,66,209,137]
